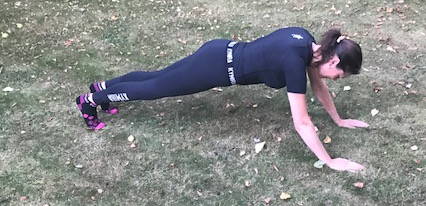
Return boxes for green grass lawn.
[1,0,425,205]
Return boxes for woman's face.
[319,55,349,80]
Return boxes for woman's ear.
[330,55,340,66]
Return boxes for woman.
[76,27,369,172]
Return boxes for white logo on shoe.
[291,34,303,40]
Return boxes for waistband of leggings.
[226,41,238,85]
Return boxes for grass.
[1,0,425,205]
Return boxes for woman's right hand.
[327,158,365,172]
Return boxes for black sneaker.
[76,94,106,130]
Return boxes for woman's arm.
[307,67,369,128]
[287,92,365,172]
[287,92,332,163]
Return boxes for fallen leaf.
[280,192,292,200]
[111,15,119,21]
[314,160,325,169]
[410,145,418,151]
[371,109,379,117]
[1,32,9,38]
[254,168,259,174]
[373,86,383,93]
[343,86,351,91]
[264,197,272,204]
[386,45,397,53]
[353,182,365,188]
[323,136,332,144]
[127,135,135,142]
[244,180,251,187]
[225,103,235,108]
[272,164,279,172]
[255,142,266,153]
[74,164,83,169]
[276,136,282,142]
[211,87,223,92]
[3,87,14,92]
[64,39,74,47]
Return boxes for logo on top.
[291,34,303,40]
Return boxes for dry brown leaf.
[2,87,14,92]
[127,135,135,142]
[254,168,259,175]
[244,180,251,187]
[323,136,332,144]
[273,164,279,172]
[64,39,74,47]
[255,142,265,153]
[276,136,282,142]
[353,182,365,188]
[74,164,83,169]
[373,87,383,93]
[264,197,272,204]
[371,109,379,117]
[280,192,291,200]
[177,39,187,44]
[386,45,397,53]
[111,15,119,21]
[211,87,223,92]
[343,86,351,91]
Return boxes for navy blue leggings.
[93,39,232,104]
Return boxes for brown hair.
[317,29,362,74]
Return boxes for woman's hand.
[336,119,369,129]
[327,158,365,172]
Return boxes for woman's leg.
[89,55,192,112]
[76,39,230,129]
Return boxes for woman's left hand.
[336,119,369,129]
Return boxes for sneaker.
[76,94,106,130]
[89,82,119,115]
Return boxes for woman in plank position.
[76,27,369,172]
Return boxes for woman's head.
[316,29,362,79]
